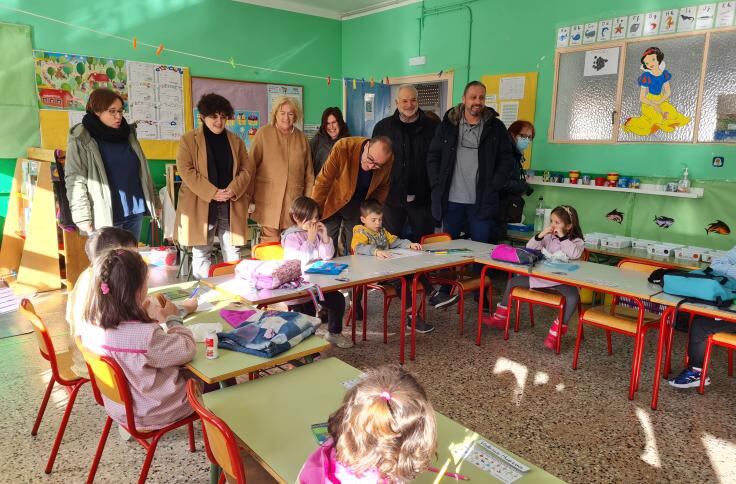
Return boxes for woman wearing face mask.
[65,88,160,239]
[498,120,534,227]
[247,96,314,243]
[175,93,252,279]
[310,107,349,177]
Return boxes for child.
[66,227,197,378]
[490,205,585,350]
[299,365,437,483]
[670,244,736,388]
[351,199,435,334]
[282,196,352,349]
[81,248,196,429]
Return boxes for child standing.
[299,365,437,483]
[82,248,196,429]
[490,205,585,349]
[282,196,352,349]
[351,199,435,334]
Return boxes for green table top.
[203,357,562,483]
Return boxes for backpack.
[235,259,303,290]
[491,244,544,273]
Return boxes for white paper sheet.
[677,6,697,32]
[627,14,644,37]
[498,101,519,127]
[696,3,717,29]
[611,17,628,40]
[716,1,735,26]
[660,9,679,33]
[583,47,620,77]
[643,11,661,36]
[499,77,525,100]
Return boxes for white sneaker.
[118,423,131,441]
[324,332,354,348]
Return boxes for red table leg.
[651,307,674,410]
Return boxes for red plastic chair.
[186,380,246,483]
[699,332,735,394]
[79,344,198,484]
[21,299,89,474]
[208,260,240,277]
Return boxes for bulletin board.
[480,72,538,168]
[191,77,304,150]
[34,50,193,159]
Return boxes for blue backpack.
[650,268,736,307]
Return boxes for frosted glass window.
[698,31,736,143]
[619,36,704,143]
[553,49,619,141]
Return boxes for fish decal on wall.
[654,215,674,228]
[606,209,624,224]
[705,220,731,235]
[572,33,581,41]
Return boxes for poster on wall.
[678,6,697,31]
[612,17,628,40]
[193,109,260,148]
[570,25,583,45]
[583,22,597,44]
[34,51,128,111]
[627,14,644,37]
[660,9,679,34]
[643,12,661,36]
[583,48,619,77]
[364,93,375,121]
[597,20,612,42]
[716,1,735,26]
[556,27,570,47]
[126,62,185,140]
[696,4,717,29]
[267,84,303,130]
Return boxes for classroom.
[0,0,735,482]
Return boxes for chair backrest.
[20,298,63,380]
[186,380,246,483]
[252,242,284,260]
[208,260,240,277]
[617,259,664,275]
[420,232,452,245]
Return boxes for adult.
[427,80,515,244]
[372,84,438,241]
[499,120,534,226]
[311,136,393,254]
[248,96,314,243]
[175,93,252,279]
[66,88,159,239]
[310,107,349,176]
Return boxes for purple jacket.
[299,440,384,484]
[526,234,585,289]
[281,226,335,304]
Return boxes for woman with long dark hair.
[310,107,349,176]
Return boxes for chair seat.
[582,305,660,334]
[369,283,425,298]
[55,350,83,382]
[510,287,563,306]
[713,332,736,346]
[457,275,491,292]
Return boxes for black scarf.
[82,111,131,143]
[203,124,233,190]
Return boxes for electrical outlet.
[409,56,426,66]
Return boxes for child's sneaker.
[543,319,568,350]
[324,332,354,349]
[668,367,711,389]
[407,314,434,334]
[488,304,508,329]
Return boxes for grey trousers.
[501,275,580,323]
[191,203,241,279]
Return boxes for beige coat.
[174,127,252,247]
[247,124,314,229]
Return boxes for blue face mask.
[516,137,531,151]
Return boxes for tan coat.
[174,127,252,247]
[312,137,393,220]
[247,124,314,229]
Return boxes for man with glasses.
[312,136,393,255]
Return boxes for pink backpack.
[490,244,544,272]
[235,259,303,290]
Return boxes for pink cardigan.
[299,440,385,483]
[526,234,585,289]
[282,226,335,305]
[81,318,196,430]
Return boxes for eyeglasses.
[362,147,385,170]
[206,114,230,121]
[106,109,125,117]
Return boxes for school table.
[202,357,563,484]
[648,292,736,410]
[506,230,707,270]
[149,281,331,385]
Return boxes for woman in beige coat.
[175,93,252,279]
[248,96,314,242]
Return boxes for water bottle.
[534,197,545,232]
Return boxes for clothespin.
[155,44,164,56]
[132,37,138,49]
[352,79,357,90]
[385,77,390,85]
[369,77,375,88]
[327,76,331,86]
[437,69,443,77]
[229,57,236,68]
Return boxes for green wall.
[0,0,343,232]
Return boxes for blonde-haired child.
[299,365,437,483]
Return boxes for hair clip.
[100,282,110,295]
[380,391,392,401]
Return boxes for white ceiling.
[233,0,421,20]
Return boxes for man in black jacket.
[427,80,515,244]
[372,84,438,241]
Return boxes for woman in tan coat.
[248,96,314,242]
[175,93,252,279]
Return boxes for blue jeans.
[113,214,144,241]
[442,201,502,243]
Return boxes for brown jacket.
[174,127,252,247]
[247,124,314,229]
[312,137,393,220]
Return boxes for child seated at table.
[490,205,585,349]
[282,196,352,349]
[81,248,196,429]
[66,227,197,378]
[298,364,437,483]
[670,245,736,388]
[351,199,436,334]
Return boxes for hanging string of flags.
[0,3,455,89]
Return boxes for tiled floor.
[2,275,735,483]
